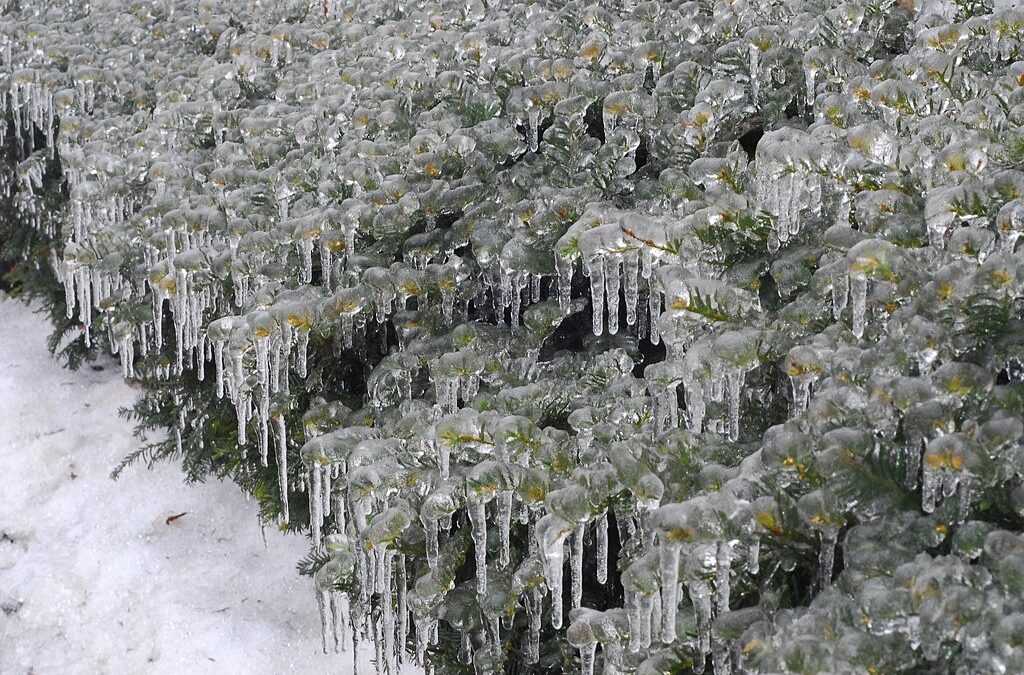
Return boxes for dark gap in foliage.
[540,306,589,359]
[738,125,763,162]
[584,101,605,144]
[757,271,780,312]
[537,116,554,150]
[783,98,802,121]
[634,327,666,379]
[310,254,324,286]
[438,209,464,231]
[633,134,649,174]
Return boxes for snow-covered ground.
[0,298,379,674]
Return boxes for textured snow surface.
[0,298,372,674]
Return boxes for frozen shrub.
[3,0,1024,673]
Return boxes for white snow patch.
[0,299,387,674]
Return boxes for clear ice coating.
[6,0,1024,673]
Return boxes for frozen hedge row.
[3,0,1024,672]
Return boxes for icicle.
[459,632,473,665]
[374,586,385,671]
[580,640,597,675]
[571,524,585,609]
[423,515,439,568]
[689,578,712,668]
[715,541,733,614]
[323,466,333,519]
[415,616,432,666]
[196,334,207,382]
[527,108,541,153]
[336,478,351,527]
[957,476,972,523]
[748,44,761,104]
[555,254,573,312]
[831,270,849,319]
[783,172,802,240]
[439,443,451,481]
[818,528,838,588]
[498,491,513,568]
[597,513,609,584]
[660,541,680,644]
[468,495,488,596]
[527,588,542,663]
[726,368,743,441]
[236,394,248,447]
[353,616,364,675]
[942,470,961,500]
[215,341,225,398]
[650,588,662,649]
[118,336,134,379]
[231,346,244,400]
[537,517,569,629]
[436,376,459,414]
[616,507,637,550]
[441,288,455,324]
[398,554,408,665]
[836,190,852,229]
[640,593,655,649]
[341,314,354,348]
[255,411,268,468]
[602,105,615,139]
[317,588,331,653]
[804,63,817,108]
[712,639,732,675]
[310,463,324,548]
[375,292,392,325]
[587,256,605,336]
[684,378,706,433]
[296,329,309,377]
[921,460,940,513]
[605,255,621,335]
[63,268,76,319]
[511,271,523,328]
[270,340,281,393]
[627,591,643,653]
[850,271,867,339]
[320,241,333,289]
[791,376,813,413]
[275,414,290,524]
[372,546,386,596]
[623,250,639,326]
[330,591,345,653]
[463,373,480,403]
[747,537,760,575]
[383,552,397,675]
[648,284,661,345]
[906,435,923,490]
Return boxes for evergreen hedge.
[3,0,1024,673]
